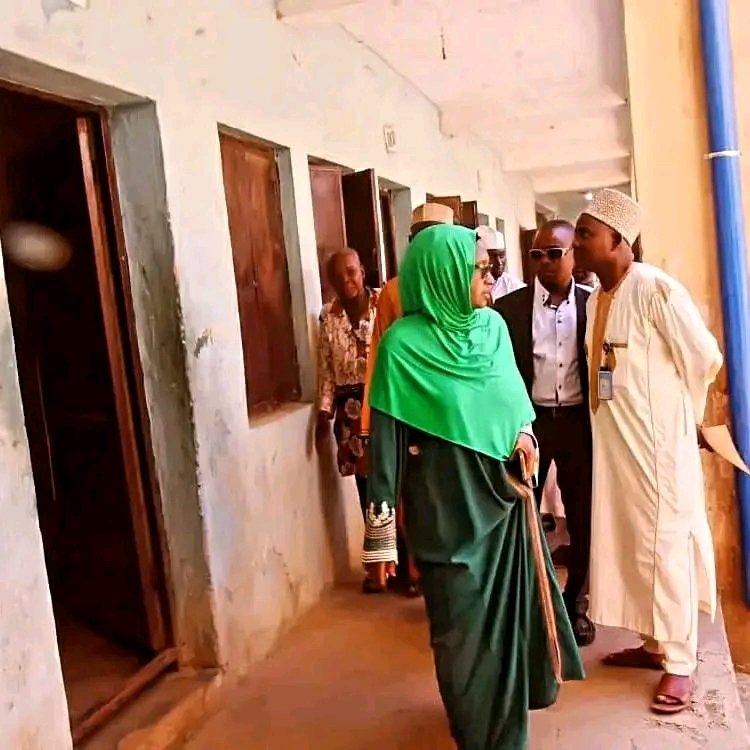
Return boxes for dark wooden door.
[219,133,300,411]
[460,200,479,229]
[379,189,398,280]
[78,117,169,651]
[309,165,346,301]
[426,194,462,224]
[342,168,382,289]
[519,227,536,285]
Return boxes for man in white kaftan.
[574,189,723,715]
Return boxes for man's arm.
[649,280,723,422]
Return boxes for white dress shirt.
[491,272,525,303]
[531,278,583,407]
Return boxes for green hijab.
[369,224,534,461]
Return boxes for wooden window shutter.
[219,133,300,412]
[341,168,383,289]
[309,165,346,302]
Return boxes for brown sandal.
[651,673,693,714]
[602,646,663,670]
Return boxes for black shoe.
[572,614,596,647]
[563,594,596,647]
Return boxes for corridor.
[186,587,749,750]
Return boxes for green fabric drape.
[368,409,585,750]
[368,224,534,462]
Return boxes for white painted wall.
[0,2,535,741]
[0,254,72,749]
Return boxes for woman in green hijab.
[364,224,584,750]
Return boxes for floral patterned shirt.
[317,289,380,415]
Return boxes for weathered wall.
[624,0,749,668]
[0,0,536,727]
[0,260,72,748]
[108,103,219,667]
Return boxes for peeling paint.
[193,328,213,359]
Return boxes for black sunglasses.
[529,246,568,261]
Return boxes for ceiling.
[278,0,632,201]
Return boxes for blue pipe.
[698,0,750,605]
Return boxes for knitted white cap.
[583,188,643,246]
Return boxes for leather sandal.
[602,646,663,670]
[651,673,694,714]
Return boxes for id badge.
[598,369,613,401]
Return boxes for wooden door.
[309,165,346,301]
[426,194,462,224]
[219,133,300,411]
[77,118,168,651]
[342,168,383,289]
[519,227,536,285]
[379,189,398,280]
[460,200,479,229]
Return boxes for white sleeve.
[649,281,723,422]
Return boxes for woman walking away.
[364,225,584,749]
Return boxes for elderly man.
[574,188,722,714]
[478,226,525,302]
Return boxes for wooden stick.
[508,473,563,684]
[71,647,178,745]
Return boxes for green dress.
[365,408,585,750]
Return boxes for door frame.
[0,81,178,744]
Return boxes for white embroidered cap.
[475,226,504,252]
[583,188,643,246]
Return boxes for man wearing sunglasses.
[494,219,595,647]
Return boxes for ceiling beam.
[503,146,631,173]
[439,90,627,129]
[532,169,630,195]
[276,0,366,22]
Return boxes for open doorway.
[0,87,174,744]
[378,177,411,279]
[308,159,384,301]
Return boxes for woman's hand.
[513,432,536,483]
[315,410,333,451]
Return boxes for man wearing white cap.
[574,188,723,714]
[476,226,525,302]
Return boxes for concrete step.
[80,669,222,750]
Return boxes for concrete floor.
[185,587,750,750]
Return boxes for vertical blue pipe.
[698,0,750,605]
